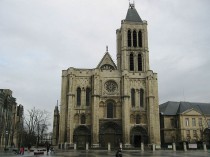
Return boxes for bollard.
[203,143,207,152]
[120,143,122,150]
[108,142,111,151]
[64,142,67,150]
[74,143,77,150]
[141,142,144,151]
[86,142,89,150]
[183,142,187,151]
[152,144,155,151]
[173,143,176,151]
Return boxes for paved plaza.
[0,149,210,157]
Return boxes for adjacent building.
[159,101,210,148]
[56,3,160,149]
[0,89,24,149]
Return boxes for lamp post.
[4,130,8,151]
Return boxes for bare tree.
[24,107,51,147]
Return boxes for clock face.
[105,80,117,93]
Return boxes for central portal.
[99,121,122,148]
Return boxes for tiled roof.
[160,101,210,115]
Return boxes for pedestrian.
[115,147,122,157]
[20,145,24,155]
[46,143,50,155]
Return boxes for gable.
[182,108,202,116]
[97,52,117,70]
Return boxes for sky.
[0,0,210,129]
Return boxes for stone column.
[91,74,100,148]
[59,71,68,144]
[122,75,131,147]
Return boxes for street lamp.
[4,130,8,151]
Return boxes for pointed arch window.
[77,87,81,106]
[138,31,142,47]
[130,53,134,71]
[136,114,140,124]
[127,30,131,47]
[131,88,135,107]
[107,102,114,118]
[133,30,137,47]
[81,114,86,124]
[86,87,91,106]
[138,54,142,71]
[140,89,144,107]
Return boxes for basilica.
[53,3,161,149]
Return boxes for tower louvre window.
[138,31,142,47]
[133,30,137,47]
[130,53,134,71]
[86,87,91,106]
[138,54,142,71]
[128,30,131,47]
[140,88,144,107]
[131,88,135,107]
[77,87,81,106]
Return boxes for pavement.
[0,149,210,157]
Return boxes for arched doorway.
[73,125,91,149]
[130,126,148,147]
[99,121,122,148]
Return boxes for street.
[0,149,210,157]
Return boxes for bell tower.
[116,3,149,72]
[117,3,161,147]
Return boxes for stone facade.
[56,4,160,149]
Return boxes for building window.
[171,119,175,128]
[138,54,142,71]
[131,88,135,107]
[192,118,196,127]
[107,102,114,118]
[138,30,142,47]
[77,87,81,106]
[199,118,202,126]
[139,89,144,107]
[81,114,86,124]
[208,119,210,127]
[86,87,91,106]
[136,114,140,124]
[130,53,134,71]
[193,130,197,137]
[186,130,190,137]
[185,118,189,126]
[127,30,131,47]
[133,30,137,47]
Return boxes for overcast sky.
[0,0,210,129]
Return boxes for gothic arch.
[99,121,122,148]
[73,125,91,149]
[130,126,148,147]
